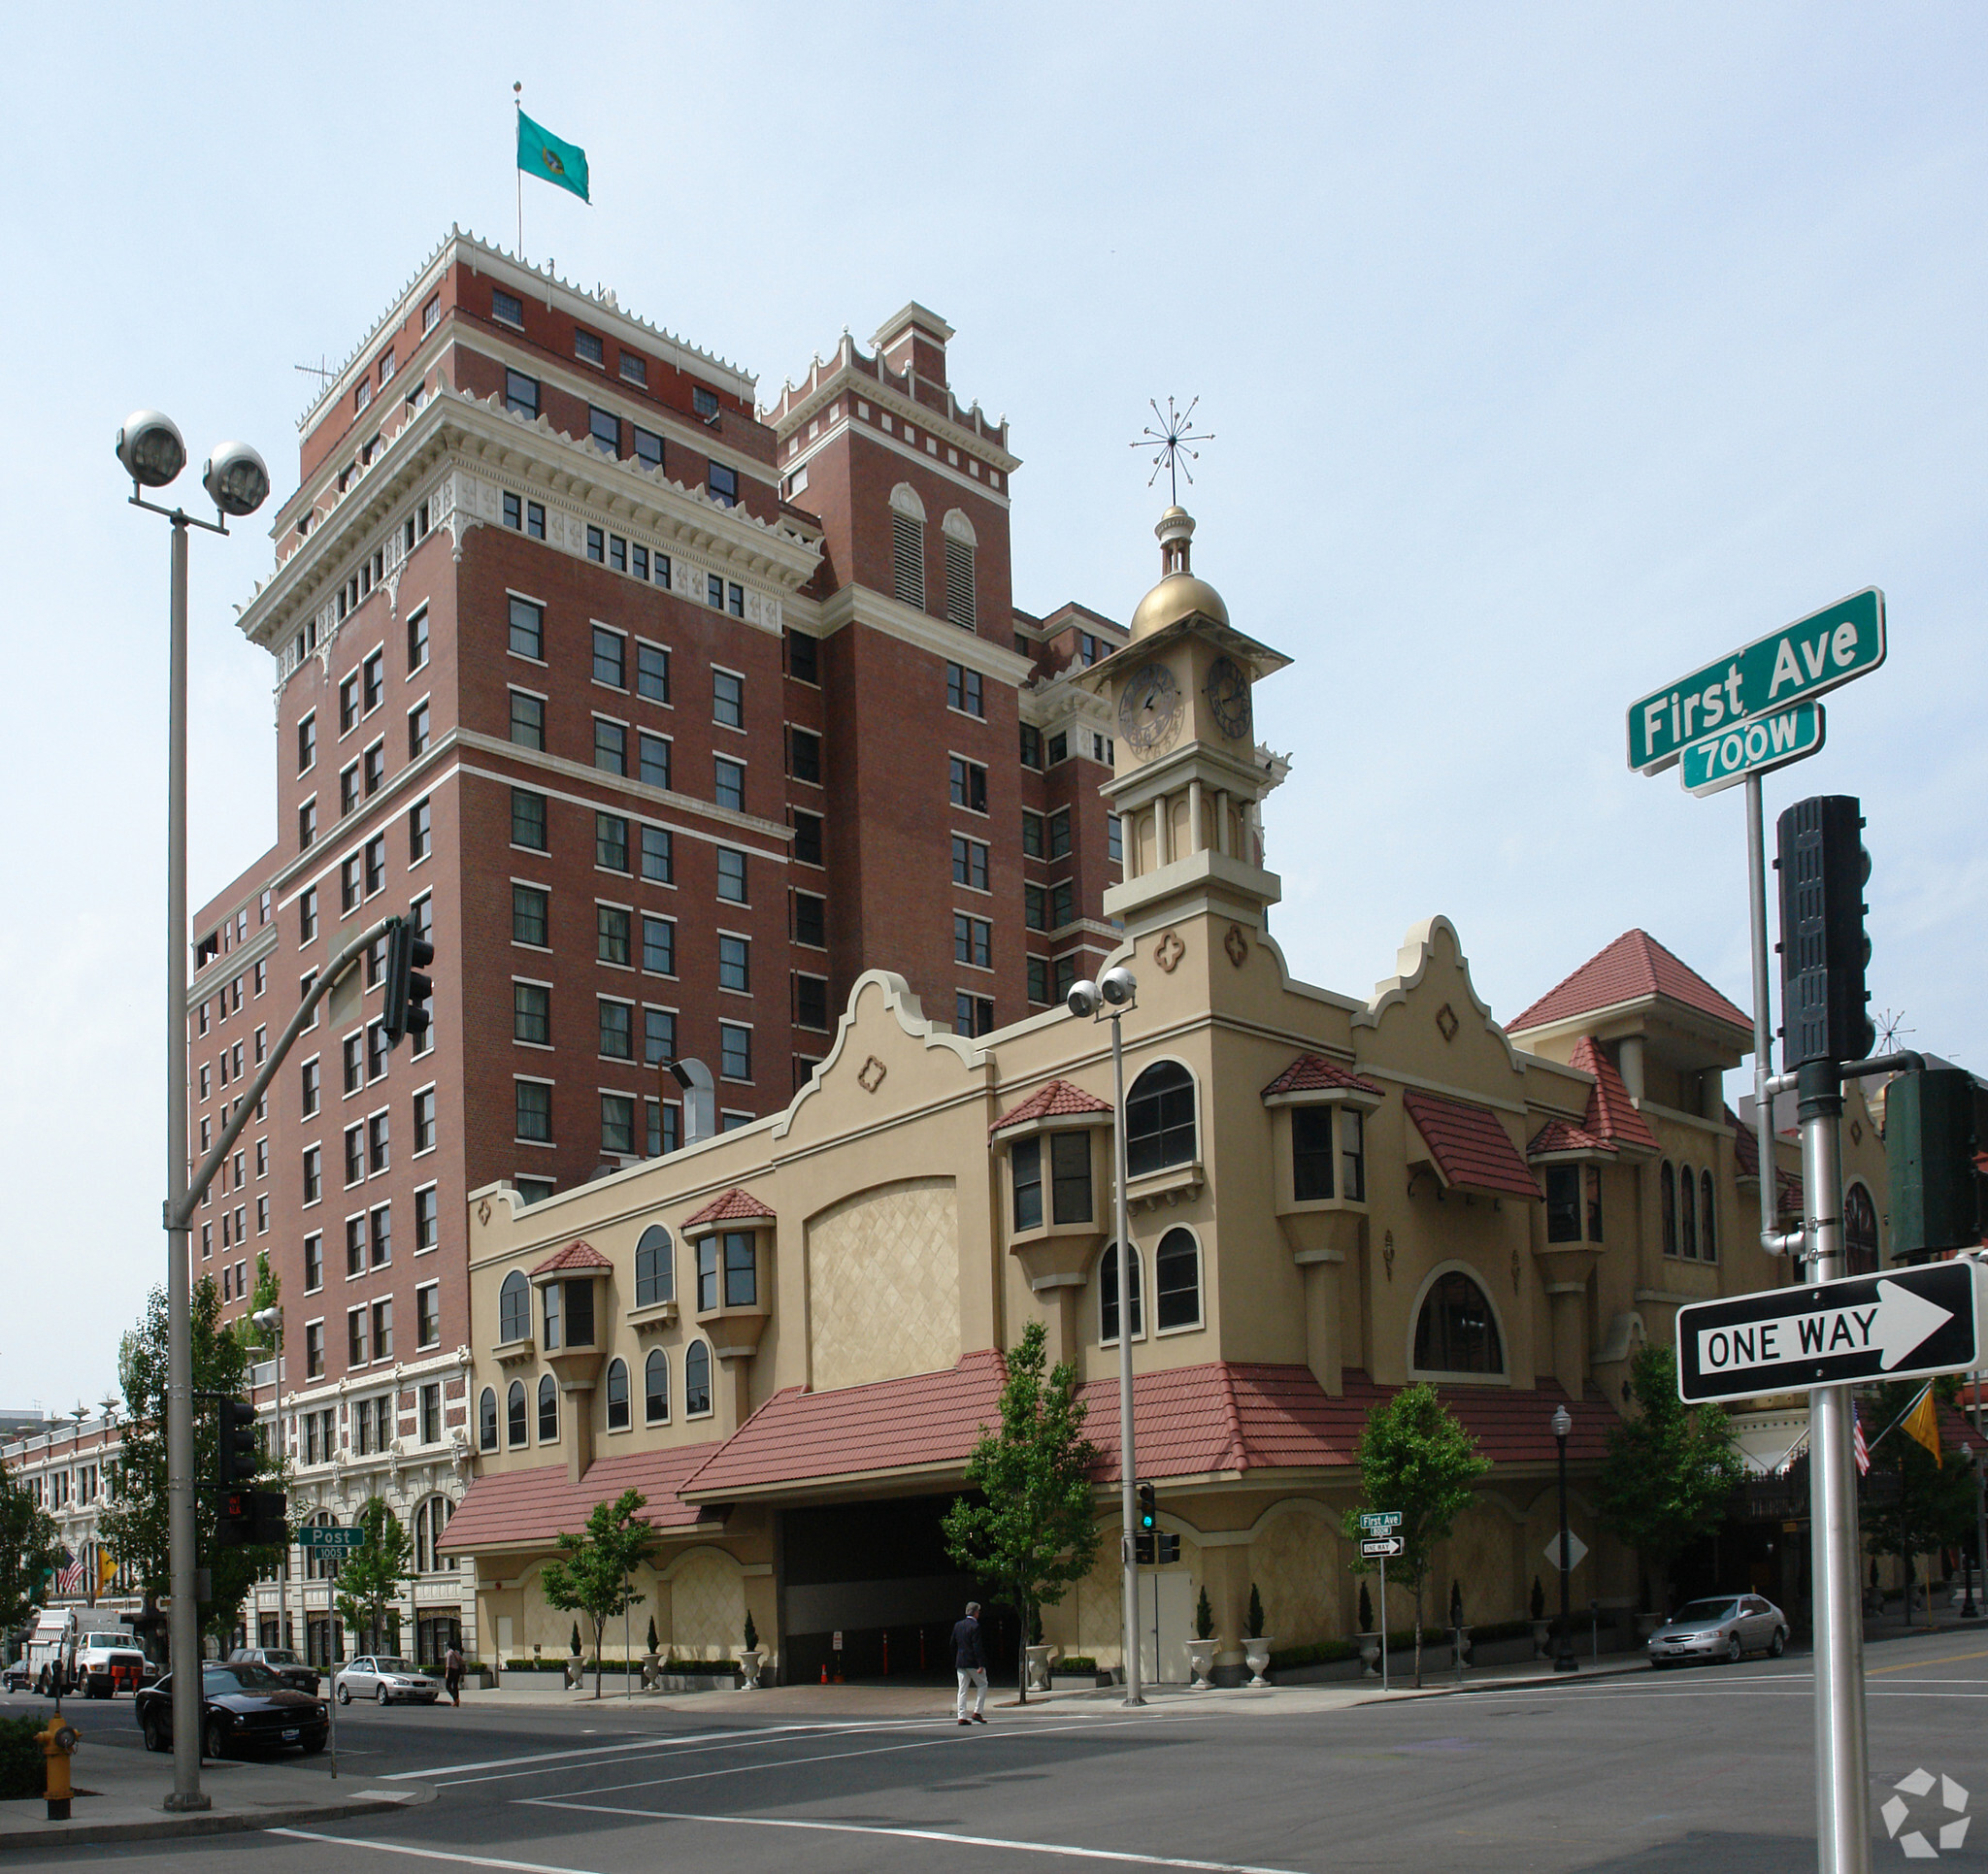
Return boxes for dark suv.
[225,1646,320,1696]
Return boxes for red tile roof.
[439,1441,727,1553]
[1528,1119,1615,1159]
[1509,930,1750,1036]
[681,1188,778,1229]
[1260,1054,1385,1100]
[990,1079,1113,1136]
[1402,1089,1541,1200]
[529,1239,613,1276]
[1567,1037,1660,1154]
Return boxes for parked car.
[334,1656,442,1705]
[1647,1595,1789,1667]
[227,1645,320,1696]
[134,1662,328,1759]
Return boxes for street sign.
[1676,1261,1987,1405]
[1360,1535,1404,1560]
[1543,1531,1588,1573]
[296,1526,367,1553]
[1358,1510,1402,1533]
[1625,587,1883,773]
[1678,702,1825,797]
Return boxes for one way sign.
[1677,1261,1987,1404]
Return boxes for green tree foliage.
[96,1277,285,1640]
[1594,1345,1742,1615]
[334,1497,414,1656]
[540,1489,657,1698]
[1341,1383,1490,1685]
[0,1458,62,1633]
[237,1254,281,1353]
[942,1322,1101,1704]
[1861,1382,1975,1604]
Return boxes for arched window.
[414,1496,454,1575]
[1126,1063,1196,1177]
[506,1379,526,1448]
[499,1270,529,1342]
[478,1387,497,1453]
[1413,1270,1504,1375]
[536,1373,558,1442]
[1699,1168,1717,1263]
[1679,1163,1698,1261]
[636,1225,674,1307]
[1845,1181,1879,1276]
[889,484,926,608]
[645,1348,670,1424]
[1154,1228,1202,1332]
[1660,1161,1677,1257]
[605,1358,630,1430]
[685,1340,712,1417]
[1099,1242,1143,1343]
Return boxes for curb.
[0,1779,437,1851]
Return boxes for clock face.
[1205,655,1251,740]
[1118,660,1182,753]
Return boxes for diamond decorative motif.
[807,1177,961,1393]
[1850,1120,1864,1145]
[857,1055,887,1094]
[1156,931,1185,974]
[1435,1003,1460,1043]
[1224,925,1248,970]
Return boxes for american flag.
[1853,1404,1871,1476]
[54,1553,84,1595]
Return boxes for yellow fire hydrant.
[39,1718,79,1822]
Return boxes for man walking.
[952,1601,988,1726]
[444,1642,464,1708]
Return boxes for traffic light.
[1886,1068,1981,1261]
[215,1487,287,1550]
[1775,795,1872,1069]
[1135,1481,1158,1562]
[216,1396,258,1491]
[381,914,435,1050]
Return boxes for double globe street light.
[118,411,270,1813]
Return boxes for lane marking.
[530,1800,1307,1872]
[385,1723,827,1780]
[1870,1648,1988,1674]
[271,1830,609,1874]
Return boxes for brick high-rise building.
[184,232,1126,1656]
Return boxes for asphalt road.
[21,1630,1988,1874]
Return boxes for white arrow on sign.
[1544,1531,1588,1573]
[1695,1277,1955,1383]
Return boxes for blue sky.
[3,4,1982,1411]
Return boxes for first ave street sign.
[1358,1510,1402,1533]
[1625,587,1884,773]
[1676,1261,1987,1405]
[295,1525,367,1553]
[1360,1535,1405,1560]
[1678,702,1824,797]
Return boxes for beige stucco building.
[441,509,1889,1682]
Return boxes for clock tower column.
[1080,507,1290,939]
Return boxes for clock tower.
[1081,507,1288,938]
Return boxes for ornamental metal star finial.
[1130,396,1213,506]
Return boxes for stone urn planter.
[1445,1627,1472,1671]
[641,1652,661,1691]
[737,1649,766,1690]
[1024,1644,1056,1693]
[1358,1633,1381,1675]
[564,1657,584,1691]
[1242,1638,1275,1688]
[1185,1637,1220,1690]
[1531,1621,1552,1660]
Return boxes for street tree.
[0,1457,62,1633]
[334,1497,415,1657]
[1861,1381,1974,1612]
[96,1276,286,1642]
[942,1321,1102,1704]
[1593,1343,1742,1616]
[1340,1383,1490,1686]
[541,1489,658,1698]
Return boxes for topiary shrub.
[1246,1585,1266,1640]
[1530,1575,1546,1622]
[646,1616,659,1654]
[743,1611,758,1653]
[570,1622,582,1657]
[1359,1580,1374,1632]
[1449,1580,1464,1628]
[1194,1587,1214,1640]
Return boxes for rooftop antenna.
[1130,395,1213,506]
[293,356,337,392]
[1874,1008,1914,1053]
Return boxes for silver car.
[334,1655,442,1705]
[1647,1594,1789,1667]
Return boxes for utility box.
[1885,1068,1979,1260]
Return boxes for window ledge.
[1127,1161,1204,1213]
[493,1336,536,1368]
[629,1299,679,1334]
[1274,1195,1370,1221]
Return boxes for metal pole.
[328,1558,339,1780]
[1802,1066,1870,1874]
[1745,773,1793,1255]
[1554,1430,1577,1671]
[1378,1554,1388,1693]
[162,516,207,1814]
[1112,1009,1142,1708]
[1974,1460,1987,1627]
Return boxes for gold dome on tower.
[1129,507,1229,640]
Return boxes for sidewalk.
[0,1752,435,1852]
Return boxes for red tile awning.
[1510,929,1750,1036]
[1528,1119,1616,1160]
[1261,1053,1385,1101]
[990,1079,1112,1136]
[1402,1089,1541,1200]
[530,1239,613,1276]
[681,1188,777,1230]
[439,1440,727,1555]
[1566,1037,1659,1154]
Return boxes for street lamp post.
[1961,1445,1984,1622]
[1068,967,1140,1706]
[117,412,271,1812]
[1551,1404,1578,1672]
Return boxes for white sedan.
[334,1656,443,1705]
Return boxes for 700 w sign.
[1625,588,1883,773]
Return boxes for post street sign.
[1543,1530,1588,1572]
[1676,1261,1987,1405]
[295,1525,368,1553]
[1358,1510,1403,1533]
[1678,702,1825,797]
[1625,587,1883,773]
[1360,1535,1405,1560]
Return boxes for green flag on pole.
[516,112,590,203]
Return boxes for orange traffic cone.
[819,1662,828,1684]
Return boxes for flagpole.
[514,82,523,258]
